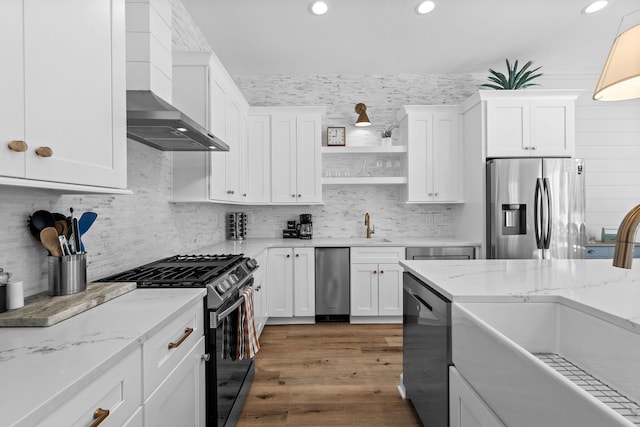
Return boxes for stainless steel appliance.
[98,254,258,427]
[298,214,313,239]
[406,246,476,260]
[403,272,451,427]
[487,158,586,259]
[315,247,350,322]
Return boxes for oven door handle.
[212,295,245,328]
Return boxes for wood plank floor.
[237,323,422,427]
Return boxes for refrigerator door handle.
[534,178,543,249]
[543,177,552,249]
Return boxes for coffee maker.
[297,214,313,239]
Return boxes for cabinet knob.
[201,353,211,362]
[227,190,235,195]
[296,253,299,257]
[380,270,384,274]
[523,147,530,150]
[256,285,262,291]
[8,140,28,152]
[91,408,110,427]
[434,193,439,197]
[291,194,296,198]
[35,146,53,157]
[373,270,377,274]
[298,194,302,198]
[243,193,247,197]
[530,146,537,150]
[428,193,434,196]
[286,254,290,258]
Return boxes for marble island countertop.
[0,288,205,427]
[400,258,640,334]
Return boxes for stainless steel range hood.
[126,90,229,152]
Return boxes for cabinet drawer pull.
[35,146,53,157]
[523,146,530,150]
[380,270,384,274]
[373,270,377,274]
[8,140,28,152]
[530,146,537,150]
[256,285,262,291]
[291,194,296,198]
[91,408,110,427]
[296,253,299,257]
[587,249,595,254]
[286,254,290,258]
[434,193,439,197]
[227,190,235,195]
[428,193,433,196]
[243,193,247,197]
[298,194,302,198]
[168,327,194,349]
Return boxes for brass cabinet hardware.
[434,193,439,197]
[428,193,433,196]
[295,253,299,257]
[286,254,290,258]
[256,285,262,291]
[201,353,210,362]
[8,140,28,152]
[380,270,384,274]
[373,270,377,274]
[243,193,247,197]
[226,190,235,194]
[291,194,295,197]
[523,146,530,150]
[531,146,537,150]
[298,194,302,197]
[168,327,194,349]
[35,146,53,157]
[91,408,110,427]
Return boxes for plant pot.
[381,137,392,146]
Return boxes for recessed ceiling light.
[582,0,610,14]
[309,1,328,16]
[416,1,436,15]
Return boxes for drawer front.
[585,246,613,259]
[350,246,405,264]
[37,347,142,427]
[142,299,204,399]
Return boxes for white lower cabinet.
[350,247,405,321]
[123,407,143,427]
[36,347,142,427]
[267,247,315,321]
[450,367,505,427]
[144,336,206,427]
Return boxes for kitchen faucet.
[365,212,375,238]
[613,204,640,269]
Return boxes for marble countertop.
[400,259,640,334]
[192,236,480,259]
[0,288,206,427]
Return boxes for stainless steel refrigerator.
[487,158,586,259]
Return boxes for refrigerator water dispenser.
[502,204,526,235]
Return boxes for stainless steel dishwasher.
[406,246,476,260]
[315,247,350,322]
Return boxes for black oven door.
[206,282,256,427]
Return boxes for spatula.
[40,227,62,257]
[78,212,98,252]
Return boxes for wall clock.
[327,127,346,146]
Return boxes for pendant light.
[354,103,371,127]
[593,10,640,101]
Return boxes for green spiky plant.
[480,59,543,90]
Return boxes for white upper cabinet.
[270,109,324,205]
[400,105,462,203]
[0,0,127,191]
[481,90,579,158]
[246,115,271,203]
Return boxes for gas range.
[98,253,258,311]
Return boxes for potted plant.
[381,126,393,146]
[480,59,543,90]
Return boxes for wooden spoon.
[40,227,62,257]
[54,219,68,237]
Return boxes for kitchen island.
[400,258,640,427]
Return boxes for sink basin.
[313,237,393,245]
[453,301,640,427]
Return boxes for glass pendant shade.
[594,19,640,101]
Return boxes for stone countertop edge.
[0,282,137,327]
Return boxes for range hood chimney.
[125,0,227,151]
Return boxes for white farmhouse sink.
[453,301,640,427]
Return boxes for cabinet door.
[252,253,267,337]
[530,100,575,156]
[23,0,126,188]
[37,347,142,427]
[295,114,322,203]
[246,115,271,203]
[293,247,315,317]
[350,263,379,316]
[377,263,403,316]
[486,100,530,158]
[224,99,242,201]
[450,367,505,427]
[406,112,433,201]
[432,113,461,202]
[271,114,297,203]
[145,337,206,427]
[0,0,26,178]
[209,76,226,141]
[267,248,294,317]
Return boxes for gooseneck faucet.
[365,212,375,238]
[613,204,640,269]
